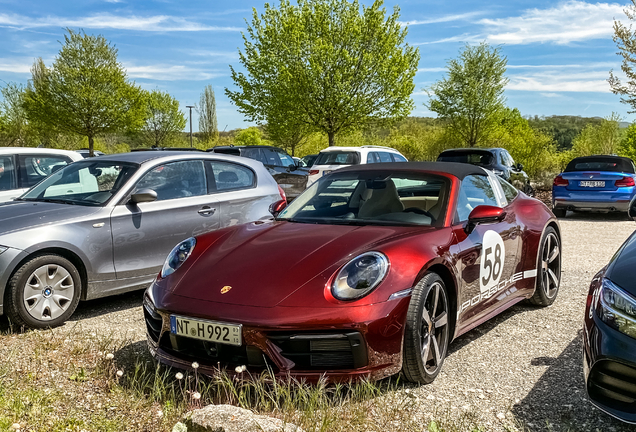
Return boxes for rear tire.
[529,227,561,307]
[552,207,566,218]
[402,272,450,384]
[5,254,81,329]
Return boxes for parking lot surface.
[59,211,636,431]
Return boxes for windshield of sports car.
[278,171,450,226]
[437,151,493,166]
[19,161,138,206]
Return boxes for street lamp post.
[186,105,195,148]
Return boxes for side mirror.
[287,164,298,171]
[515,163,524,171]
[629,198,636,221]
[269,199,287,217]
[129,188,157,204]
[465,205,506,234]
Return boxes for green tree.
[265,114,310,156]
[571,114,622,157]
[427,42,509,148]
[138,90,186,148]
[234,126,266,146]
[226,0,419,147]
[610,0,636,111]
[23,29,145,156]
[0,82,31,146]
[198,85,219,144]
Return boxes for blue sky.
[0,0,633,131]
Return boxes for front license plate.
[580,181,605,188]
[170,315,242,346]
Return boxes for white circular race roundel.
[479,230,505,294]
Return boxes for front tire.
[402,272,450,384]
[529,227,561,307]
[5,254,81,329]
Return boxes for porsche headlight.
[598,278,636,339]
[161,237,196,279]
[331,252,389,301]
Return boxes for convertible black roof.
[564,155,635,174]
[335,161,488,180]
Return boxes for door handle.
[198,206,216,216]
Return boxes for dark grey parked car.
[208,145,309,200]
[0,151,283,328]
[437,148,533,195]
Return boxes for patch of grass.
[0,325,491,431]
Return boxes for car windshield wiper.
[19,198,77,205]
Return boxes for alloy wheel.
[420,281,449,375]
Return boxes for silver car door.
[206,160,268,228]
[110,159,220,280]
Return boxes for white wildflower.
[116,370,123,377]
[191,362,199,369]
[175,372,184,380]
[192,392,201,400]
[105,353,114,360]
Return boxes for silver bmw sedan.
[0,151,284,328]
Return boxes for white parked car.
[0,147,84,203]
[306,145,407,187]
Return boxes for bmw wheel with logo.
[5,254,81,328]
[143,162,561,383]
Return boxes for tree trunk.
[328,132,335,147]
[88,135,94,157]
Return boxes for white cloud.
[508,69,611,92]
[482,1,624,45]
[0,58,36,74]
[400,12,483,26]
[417,67,446,73]
[0,13,242,32]
[414,33,480,45]
[125,64,227,81]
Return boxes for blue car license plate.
[579,181,605,188]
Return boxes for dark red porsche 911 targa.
[144,162,562,383]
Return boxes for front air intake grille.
[588,360,636,414]
[157,333,269,370]
[268,331,368,370]
[143,298,162,343]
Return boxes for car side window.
[19,155,72,188]
[367,152,377,164]
[0,156,16,191]
[378,152,392,163]
[497,176,519,202]
[208,161,255,192]
[261,149,282,167]
[456,174,500,222]
[392,153,407,162]
[277,151,295,167]
[241,148,267,165]
[134,160,207,201]
[501,151,514,167]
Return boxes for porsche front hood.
[170,220,423,307]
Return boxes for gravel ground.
[20,210,636,431]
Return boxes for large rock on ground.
[174,404,304,432]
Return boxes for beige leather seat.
[358,180,404,218]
